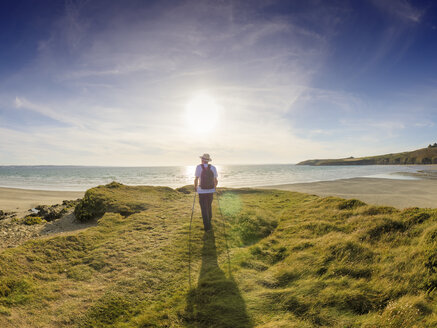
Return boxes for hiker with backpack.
[194,153,218,232]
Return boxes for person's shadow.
[186,230,253,328]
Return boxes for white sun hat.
[200,153,212,162]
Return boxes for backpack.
[200,165,215,189]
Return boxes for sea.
[0,164,425,191]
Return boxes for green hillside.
[1,182,437,327]
[298,144,437,166]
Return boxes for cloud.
[370,0,424,23]
[370,121,405,130]
[14,97,76,125]
[294,88,363,113]
[6,4,334,164]
[64,0,90,48]
[339,118,406,133]
[414,121,435,128]
[6,0,434,165]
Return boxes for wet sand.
[260,177,437,209]
[0,187,84,216]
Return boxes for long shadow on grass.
[186,230,252,328]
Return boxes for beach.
[261,176,437,209]
[0,176,435,218]
[0,187,84,216]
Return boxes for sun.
[185,93,220,134]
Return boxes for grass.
[1,182,437,327]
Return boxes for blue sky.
[0,0,436,165]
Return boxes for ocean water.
[0,164,425,191]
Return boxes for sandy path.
[260,177,437,209]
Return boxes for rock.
[22,198,80,224]
[25,199,80,222]
[33,205,67,222]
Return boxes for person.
[194,153,218,231]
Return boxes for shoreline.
[1,168,436,216]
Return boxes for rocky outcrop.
[27,199,81,222]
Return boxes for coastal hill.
[298,143,437,166]
[1,182,437,327]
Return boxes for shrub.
[22,216,46,225]
[62,199,81,208]
[74,191,106,222]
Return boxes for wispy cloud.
[14,97,78,126]
[414,121,435,128]
[370,0,424,23]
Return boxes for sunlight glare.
[185,93,220,134]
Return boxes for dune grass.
[0,182,437,327]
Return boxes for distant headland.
[298,143,437,166]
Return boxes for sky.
[0,0,436,166]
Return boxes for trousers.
[198,193,213,231]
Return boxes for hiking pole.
[188,191,196,289]
[216,190,231,276]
